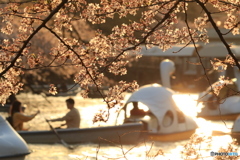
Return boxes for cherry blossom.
[0,0,240,121]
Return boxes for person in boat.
[130,102,147,116]
[6,93,17,105]
[11,100,40,131]
[124,102,150,123]
[47,98,80,128]
[8,101,26,116]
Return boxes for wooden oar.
[45,118,74,150]
[54,123,66,129]
[32,100,74,149]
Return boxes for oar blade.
[60,139,74,150]
[45,118,74,150]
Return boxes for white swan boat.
[228,115,240,143]
[0,115,30,159]
[118,84,198,142]
[197,66,240,121]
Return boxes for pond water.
[0,92,238,160]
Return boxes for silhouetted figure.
[6,94,17,105]
[130,102,147,116]
[11,100,39,131]
[47,98,80,128]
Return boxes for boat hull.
[197,113,239,121]
[0,104,10,112]
[18,122,197,144]
[18,123,144,144]
[0,153,29,160]
[147,129,196,142]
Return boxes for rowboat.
[0,104,10,112]
[18,122,144,144]
[0,116,30,160]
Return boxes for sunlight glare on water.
[173,94,237,159]
[172,93,199,118]
[172,93,232,135]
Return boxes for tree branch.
[0,0,68,77]
[102,0,182,72]
[196,0,240,69]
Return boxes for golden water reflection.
[173,93,233,135]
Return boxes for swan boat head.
[160,59,175,89]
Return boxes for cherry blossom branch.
[183,2,215,101]
[139,0,182,44]
[93,0,176,17]
[0,0,68,77]
[44,24,139,121]
[196,0,240,69]
[0,13,44,21]
[102,0,182,72]
[69,23,84,42]
[0,0,33,4]
[222,22,240,35]
[43,25,108,99]
[17,60,72,71]
[219,1,240,7]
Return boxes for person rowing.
[47,98,80,129]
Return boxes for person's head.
[132,102,138,109]
[11,100,22,116]
[66,98,74,109]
